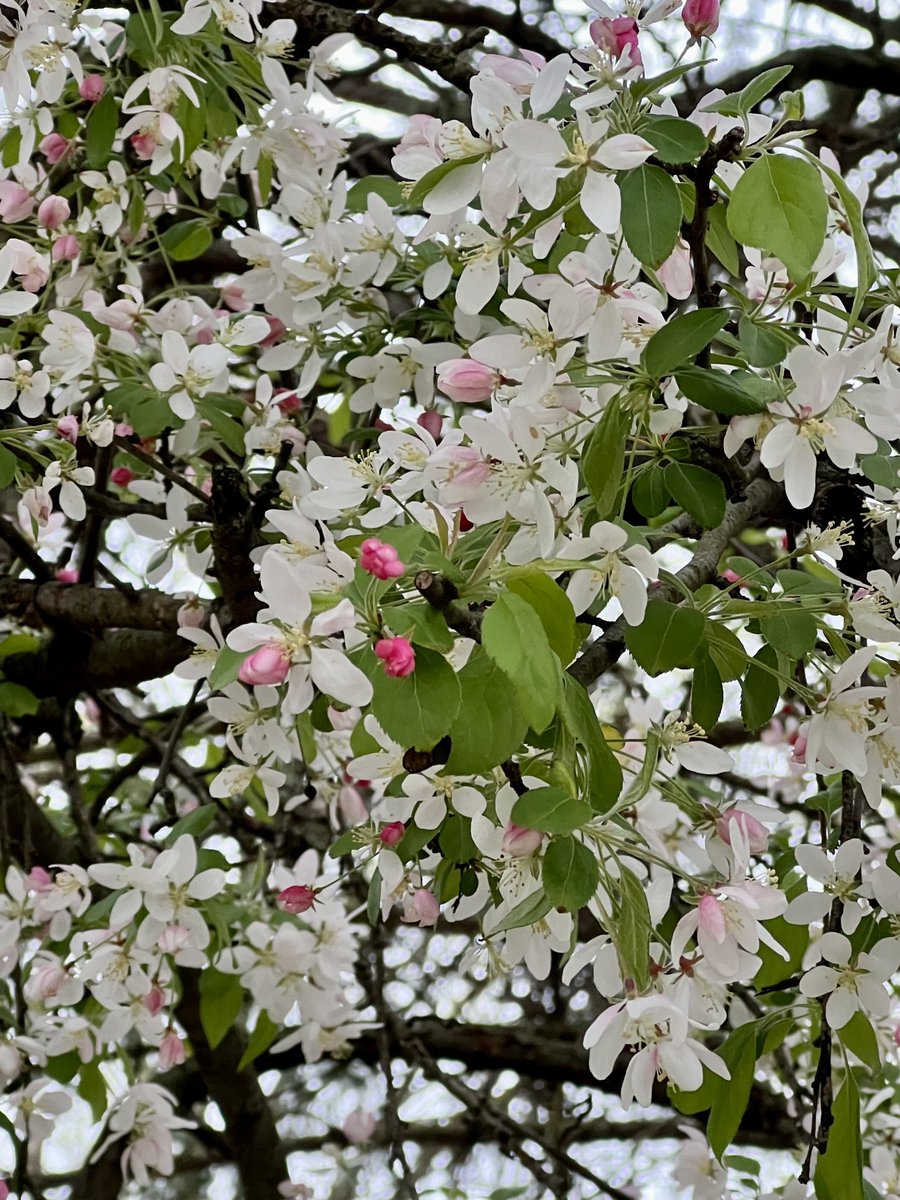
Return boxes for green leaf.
[613,866,652,990]
[560,675,623,810]
[706,1024,758,1159]
[642,115,707,164]
[631,468,670,518]
[582,395,631,519]
[542,836,599,911]
[511,786,592,835]
[77,1058,109,1124]
[674,366,769,416]
[494,888,554,934]
[482,593,560,733]
[407,153,484,209]
[368,646,462,751]
[754,914,808,989]
[439,814,477,863]
[164,803,218,845]
[199,969,243,1050]
[238,1011,280,1071]
[209,646,251,692]
[738,315,791,367]
[739,65,794,112]
[814,1073,864,1200]
[197,396,246,456]
[664,463,726,528]
[706,203,740,276]
[839,1011,881,1072]
[642,308,731,378]
[691,650,723,731]
[860,454,900,490]
[387,603,454,653]
[445,649,528,774]
[507,572,579,665]
[0,445,16,488]
[625,600,706,676]
[619,164,682,268]
[727,154,827,281]
[346,175,404,213]
[0,682,39,717]
[741,644,781,731]
[811,153,876,324]
[84,90,118,166]
[160,219,214,262]
[704,624,748,681]
[367,868,381,926]
[758,609,817,658]
[45,1052,80,1084]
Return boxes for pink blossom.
[110,466,135,487]
[40,133,71,164]
[339,784,368,825]
[238,644,292,686]
[55,568,79,584]
[791,732,808,765]
[115,422,134,437]
[697,893,726,943]
[436,359,498,405]
[52,234,80,262]
[683,0,720,39]
[0,1177,9,1199]
[0,181,34,222]
[158,925,191,955]
[37,195,70,230]
[379,821,406,847]
[144,985,166,1016]
[589,17,642,65]
[716,808,769,855]
[130,132,158,159]
[343,1110,377,1144]
[159,1031,186,1069]
[176,597,206,628]
[275,388,300,414]
[27,867,53,892]
[278,885,317,914]
[261,316,287,346]
[417,409,443,439]
[28,962,68,1002]
[56,414,80,443]
[278,1184,313,1199]
[401,887,440,926]
[360,538,405,580]
[80,74,106,102]
[222,282,251,311]
[375,636,416,677]
[22,486,52,525]
[502,823,544,857]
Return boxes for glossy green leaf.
[674,366,769,416]
[758,609,817,658]
[815,1072,864,1200]
[368,646,462,751]
[741,644,780,731]
[705,624,748,681]
[84,90,118,166]
[507,572,579,665]
[642,115,707,163]
[482,592,561,733]
[542,836,599,911]
[199,969,244,1050]
[388,602,454,652]
[511,786,592,834]
[582,395,631,519]
[707,1023,758,1159]
[613,866,652,990]
[632,468,670,518]
[692,650,723,731]
[643,308,731,378]
[619,164,682,268]
[445,649,528,774]
[161,219,214,262]
[625,600,706,676]
[238,1011,280,1071]
[0,682,39,717]
[494,888,554,934]
[665,463,726,528]
[738,315,791,366]
[560,675,623,809]
[727,154,827,281]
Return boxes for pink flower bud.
[0,181,34,223]
[893,1024,900,1047]
[436,359,498,405]
[130,132,158,159]
[791,732,807,765]
[110,466,135,487]
[683,0,720,39]
[278,885,317,914]
[22,486,52,526]
[144,985,166,1016]
[80,74,106,102]
[0,1177,9,1199]
[275,388,301,414]
[589,16,642,65]
[158,925,190,955]
[56,414,80,443]
[27,867,53,892]
[27,963,68,1002]
[360,538,405,581]
[193,325,214,345]
[261,316,287,347]
[343,1110,376,1144]
[222,282,250,312]
[401,887,440,927]
[716,808,769,855]
[375,636,416,678]
[115,422,134,437]
[501,822,544,857]
[176,597,206,628]
[379,821,406,847]
[52,234,80,262]
[417,409,443,439]
[339,784,368,825]
[55,568,79,584]
[238,644,292,686]
[159,1030,186,1069]
[39,133,71,164]
[37,195,70,230]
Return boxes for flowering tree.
[2,1,900,1198]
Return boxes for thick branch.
[0,578,183,634]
